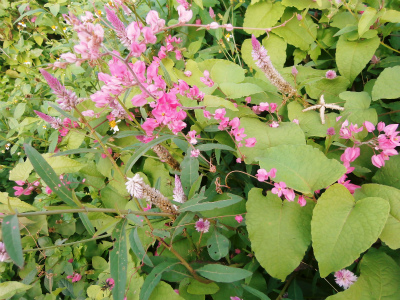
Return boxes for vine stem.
[276,273,295,300]
[0,208,174,218]
[22,233,112,253]
[380,41,400,54]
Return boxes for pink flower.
[209,7,215,18]
[327,127,336,136]
[298,195,306,207]
[371,154,385,168]
[271,182,287,197]
[214,108,226,120]
[68,258,73,263]
[226,24,233,31]
[184,70,192,77]
[60,52,77,63]
[245,97,251,104]
[235,215,243,223]
[235,249,241,254]
[283,188,295,202]
[256,169,269,182]
[326,70,337,79]
[203,110,212,119]
[45,186,52,195]
[177,0,190,9]
[210,22,219,29]
[229,117,240,130]
[245,138,256,147]
[146,10,165,32]
[269,103,278,113]
[177,5,193,24]
[195,218,210,233]
[377,121,385,132]
[340,147,360,167]
[188,130,198,144]
[292,66,298,76]
[0,242,10,262]
[200,70,214,87]
[191,149,200,157]
[106,278,115,290]
[82,110,95,117]
[174,289,180,294]
[232,127,247,141]
[269,121,279,128]
[292,119,299,124]
[334,269,357,289]
[230,297,243,300]
[67,272,82,283]
[364,121,375,132]
[236,158,242,163]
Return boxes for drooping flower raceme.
[334,269,357,289]
[251,35,297,97]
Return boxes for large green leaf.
[204,95,238,111]
[210,60,244,84]
[358,7,378,37]
[336,35,380,83]
[371,66,400,101]
[274,13,317,51]
[247,189,314,280]
[258,145,346,194]
[218,83,263,99]
[243,1,285,37]
[0,281,32,299]
[372,155,400,190]
[9,159,33,181]
[149,281,185,300]
[110,219,128,300]
[196,264,252,283]
[207,229,230,261]
[354,184,400,249]
[288,102,340,138]
[282,0,331,9]
[311,184,390,277]
[2,214,24,268]
[239,118,306,164]
[340,91,377,127]
[326,248,400,300]
[305,77,350,104]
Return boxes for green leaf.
[326,248,400,300]
[258,145,346,194]
[9,159,33,181]
[282,0,331,9]
[14,103,26,120]
[193,0,203,9]
[204,95,238,111]
[129,227,154,267]
[140,261,180,300]
[239,118,306,164]
[124,135,175,174]
[210,60,245,84]
[179,193,242,212]
[274,13,317,51]
[64,131,85,150]
[336,35,380,83]
[218,83,264,99]
[243,1,285,37]
[311,184,390,277]
[172,212,195,241]
[196,264,252,283]
[207,229,230,261]
[0,281,32,299]
[371,66,400,100]
[49,3,60,16]
[340,91,377,128]
[2,214,24,268]
[358,7,378,37]
[51,148,103,157]
[354,184,400,249]
[372,155,400,190]
[110,219,128,300]
[180,156,199,197]
[242,285,271,300]
[305,77,350,104]
[288,102,340,138]
[247,189,314,280]
[380,9,400,23]
[195,143,235,152]
[0,192,37,213]
[24,144,76,207]
[187,279,219,295]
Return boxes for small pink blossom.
[377,121,385,132]
[188,130,198,144]
[292,66,298,76]
[269,103,277,113]
[106,278,115,290]
[210,22,219,29]
[235,215,243,223]
[327,127,336,136]
[272,182,287,197]
[235,249,241,254]
[245,138,256,147]
[269,121,279,128]
[184,70,192,77]
[45,186,52,195]
[191,149,200,158]
[203,110,212,119]
[230,297,243,300]
[298,195,306,207]
[236,158,242,163]
[226,24,233,31]
[292,119,299,124]
[245,97,251,104]
[209,7,215,19]
[283,188,295,202]
[371,154,385,168]
[68,258,73,263]
[67,272,82,283]
[334,269,357,289]
[326,70,337,79]
[177,5,193,24]
[0,242,10,262]
[195,218,210,233]
[82,110,95,117]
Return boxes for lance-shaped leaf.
[179,194,242,212]
[2,214,24,268]
[110,219,128,300]
[196,264,252,283]
[258,145,346,194]
[129,227,153,267]
[247,189,314,280]
[311,184,390,277]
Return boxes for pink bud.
[210,22,219,29]
[226,24,233,31]
[251,35,261,51]
[377,121,385,132]
[292,66,298,76]
[297,14,303,21]
[371,154,385,168]
[209,7,215,18]
[298,195,306,207]
[363,121,375,132]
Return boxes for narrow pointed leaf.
[129,227,153,267]
[2,214,24,268]
[195,264,252,282]
[110,219,128,300]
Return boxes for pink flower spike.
[298,195,306,207]
[334,269,357,290]
[195,218,210,233]
[209,7,215,19]
[292,66,298,76]
[363,121,375,132]
[235,215,243,223]
[325,70,337,79]
[251,35,261,51]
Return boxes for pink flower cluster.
[272,181,296,202]
[200,70,214,87]
[338,147,361,194]
[251,102,278,115]
[13,180,39,196]
[368,122,399,168]
[158,35,183,61]
[67,272,82,283]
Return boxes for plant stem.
[22,233,112,253]
[0,208,174,218]
[276,274,295,300]
[380,41,400,54]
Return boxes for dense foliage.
[1,0,400,299]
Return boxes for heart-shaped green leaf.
[312,184,390,277]
[258,145,346,194]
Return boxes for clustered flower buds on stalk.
[251,35,297,97]
[126,174,178,215]
[151,144,181,171]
